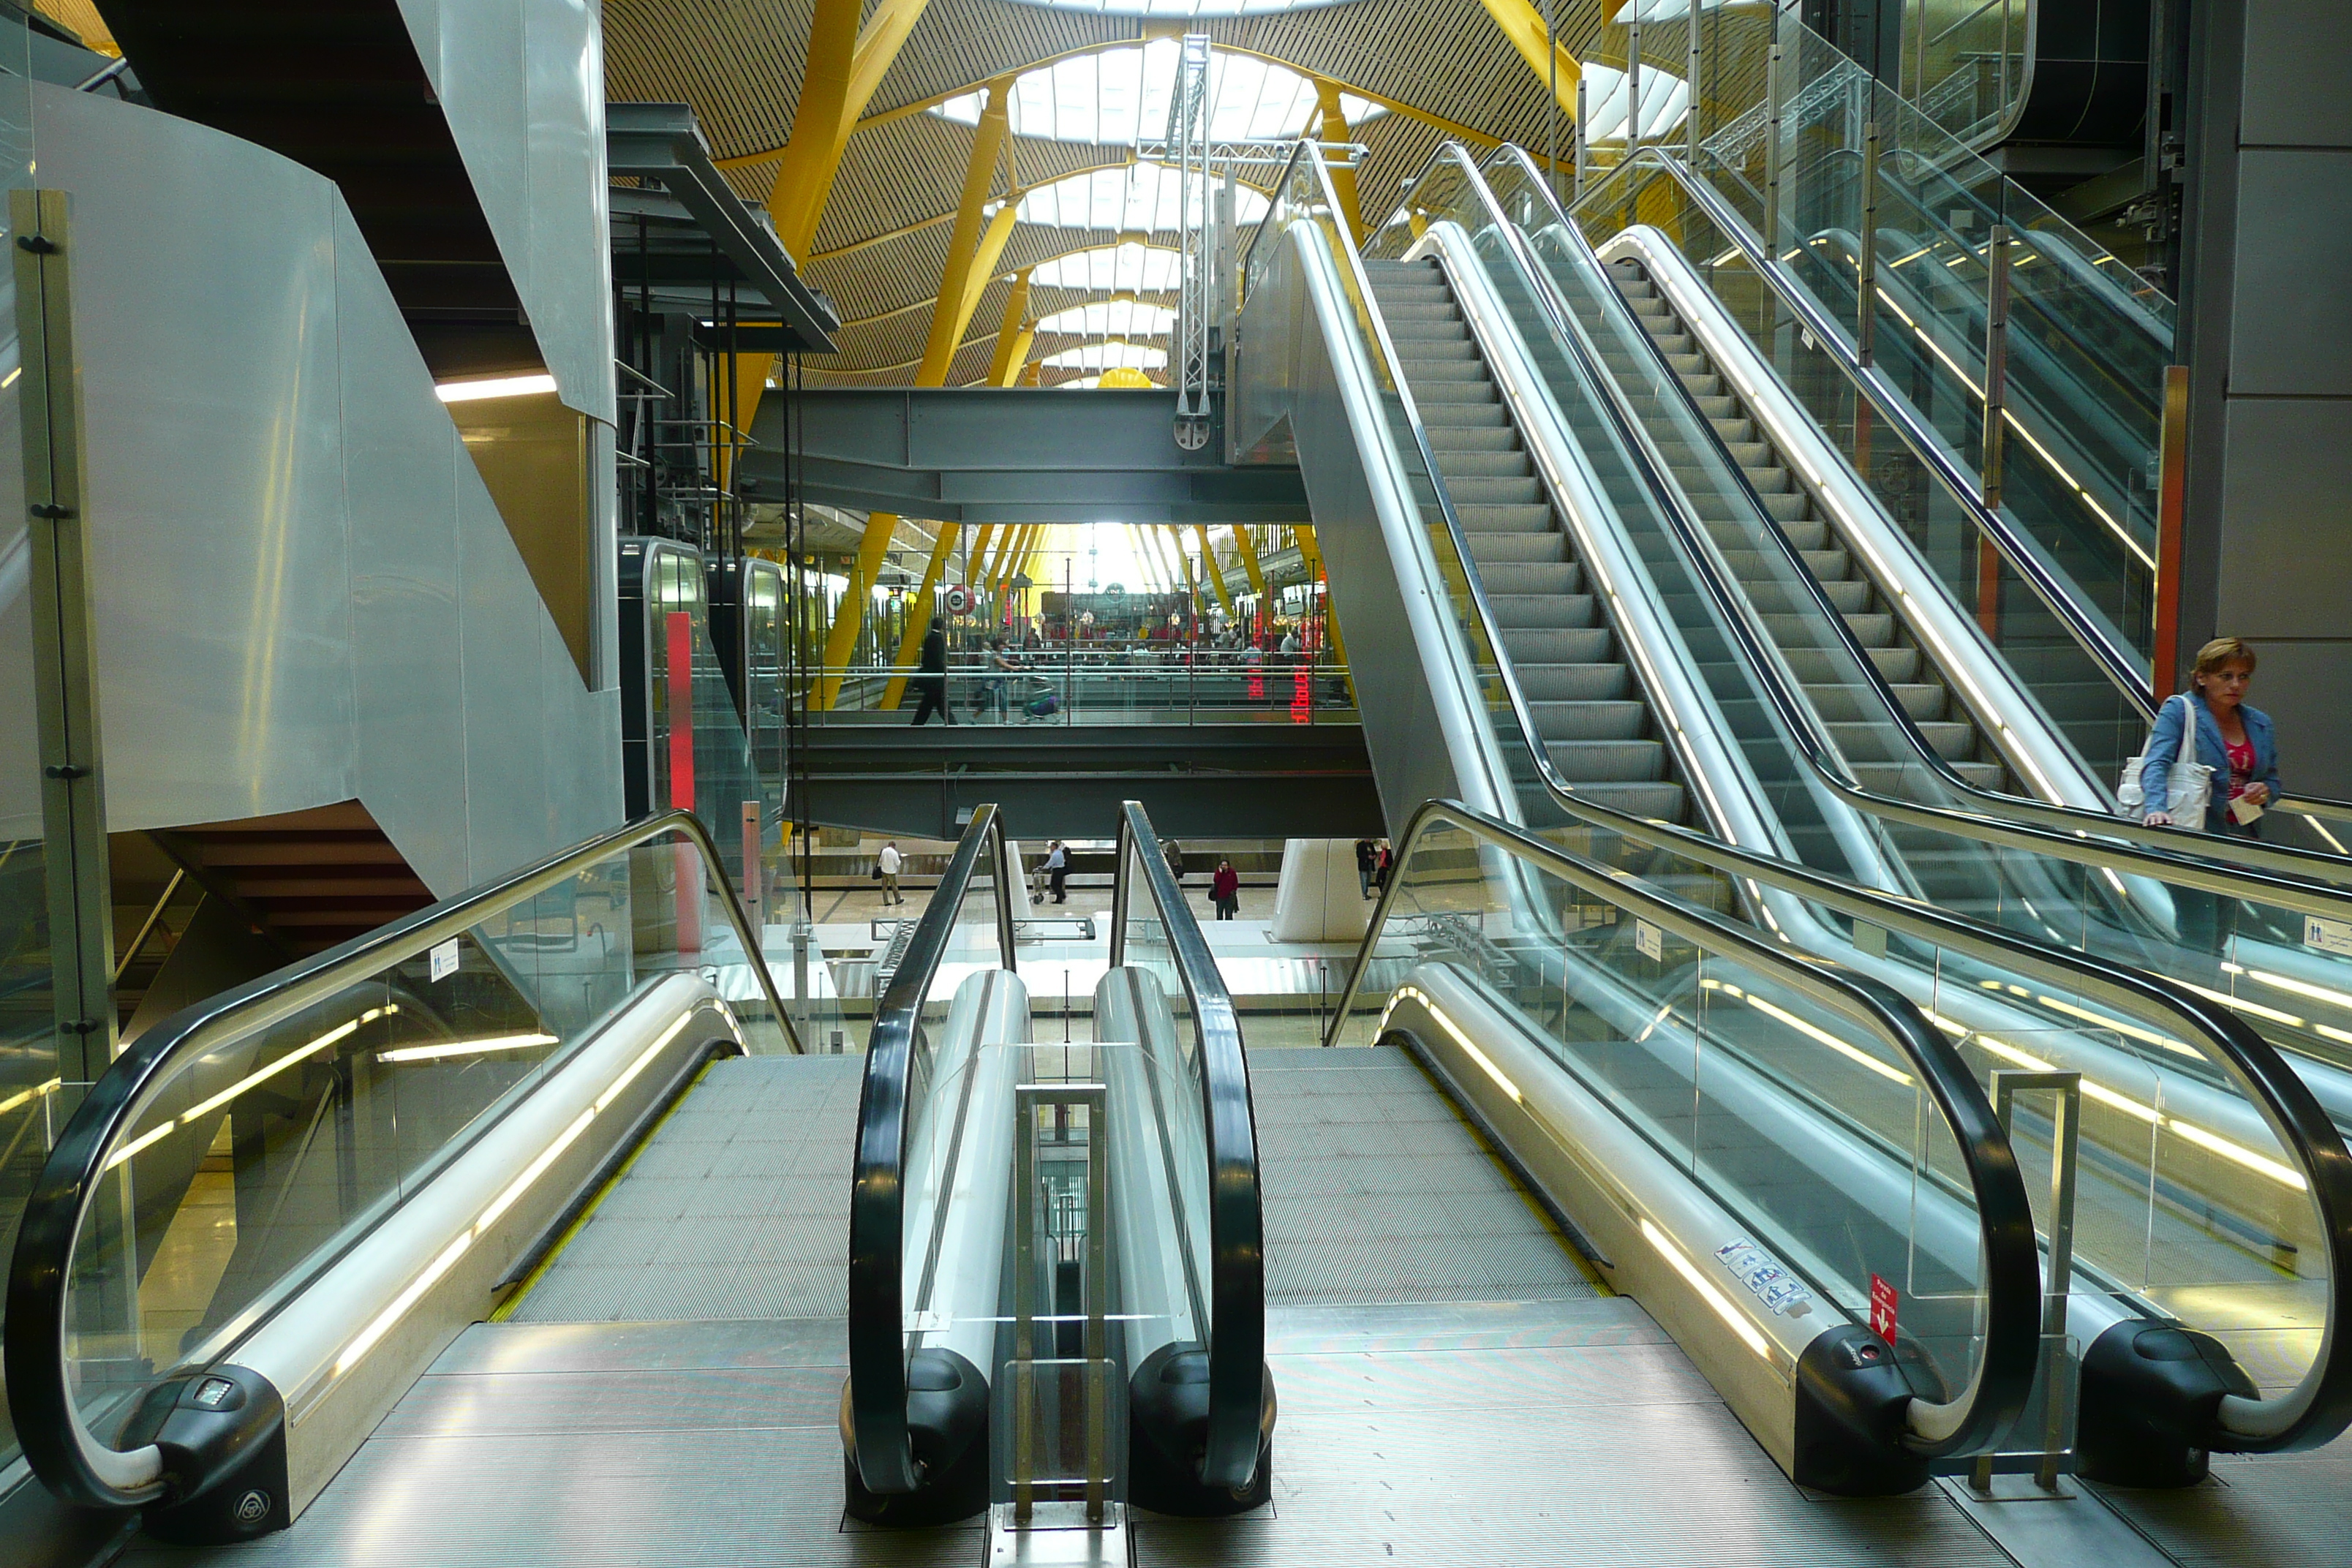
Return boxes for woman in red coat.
[1210,859,1241,921]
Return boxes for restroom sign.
[1869,1273,1898,1341]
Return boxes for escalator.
[1232,138,2352,1496]
[0,799,1272,1558]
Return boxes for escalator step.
[1513,661,1630,701]
[1567,780,1689,821]
[1479,560,1584,595]
[1446,475,1542,505]
[1489,592,1597,629]
[1455,503,1553,532]
[1543,739,1668,781]
[1528,699,1648,740]
[1466,532,1571,562]
[1502,627,1614,663]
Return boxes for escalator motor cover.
[1125,1341,1275,1516]
[2077,1320,2258,1487]
[1793,1327,1932,1496]
[840,1347,991,1525]
[121,1364,290,1543]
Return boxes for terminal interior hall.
[8,0,2352,1564]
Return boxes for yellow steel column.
[919,80,1017,385]
[881,521,960,710]
[818,512,901,709]
[988,268,1036,385]
[1475,0,1582,114]
[1314,80,1366,244]
[1193,524,1235,614]
[1229,524,1268,598]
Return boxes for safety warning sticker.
[1714,1239,1814,1318]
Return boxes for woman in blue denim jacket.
[2141,638,2280,952]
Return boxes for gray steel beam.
[741,388,1308,522]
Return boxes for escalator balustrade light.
[0,366,17,390]
[2030,995,2196,1058]
[2174,979,2304,1031]
[1383,986,1520,1104]
[2238,968,2352,1016]
[328,1006,713,1384]
[377,1032,560,1065]
[106,1006,402,1169]
[1741,993,1912,1088]
[2315,1023,2352,1049]
[1640,1218,1772,1360]
[1971,1033,2307,1191]
[0,1075,61,1118]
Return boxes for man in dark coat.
[910,623,955,725]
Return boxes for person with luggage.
[2137,637,2280,954]
[1210,858,1241,921]
[1044,840,1069,905]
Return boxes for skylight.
[1036,300,1179,338]
[1042,341,1171,372]
[1010,162,1273,232]
[1578,61,1689,145]
[1058,370,1166,389]
[1012,1,1351,15]
[1029,243,1184,293]
[932,39,1382,146]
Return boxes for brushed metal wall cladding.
[399,0,619,427]
[30,83,622,886]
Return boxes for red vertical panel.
[666,610,696,810]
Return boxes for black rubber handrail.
[1108,799,1264,1491]
[1335,796,2041,1458]
[1354,148,2352,1455]
[1488,145,2352,911]
[7,807,788,1509]
[845,803,1016,1496]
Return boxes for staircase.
[154,802,436,960]
[1363,256,1689,825]
[1602,258,2008,797]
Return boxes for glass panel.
[53,823,771,1466]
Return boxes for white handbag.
[2117,695,2213,823]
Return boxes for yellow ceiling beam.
[1475,0,1583,116]
[1315,79,1365,244]
[1194,525,1235,614]
[1229,524,1268,599]
[988,269,1036,385]
[768,0,937,260]
[715,40,1501,170]
[918,78,1014,385]
[816,510,902,709]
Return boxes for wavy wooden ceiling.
[606,0,1608,385]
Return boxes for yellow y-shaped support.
[1229,524,1268,598]
[920,80,1017,385]
[988,269,1036,385]
[1474,0,1583,115]
[818,513,900,709]
[1315,81,1367,244]
[1194,524,1235,614]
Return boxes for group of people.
[1354,838,1394,900]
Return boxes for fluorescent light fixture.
[435,373,558,404]
[2245,970,2352,1014]
[110,1006,402,1168]
[1741,993,1912,1086]
[378,1032,560,1065]
[1641,1218,1771,1358]
[0,1076,61,1118]
[330,1007,715,1384]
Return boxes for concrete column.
[1270,838,1373,943]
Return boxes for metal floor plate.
[508,1053,864,1323]
[1249,1047,1599,1306]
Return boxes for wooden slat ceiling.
[606,0,1610,385]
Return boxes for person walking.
[1354,838,1376,898]
[1210,858,1240,921]
[910,622,955,725]
[2141,637,2281,954]
[877,840,904,907]
[1044,839,1069,905]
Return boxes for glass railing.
[1281,147,2352,1466]
[1647,10,2169,671]
[802,655,1355,726]
[4,810,793,1510]
[1107,799,1265,1497]
[1328,799,2044,1472]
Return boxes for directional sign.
[943,584,973,614]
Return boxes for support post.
[1314,80,1365,244]
[2152,365,2190,700]
[14,188,116,1081]
[1686,0,1702,163]
[1763,42,1784,249]
[1981,222,2011,511]
[918,78,1014,386]
[1229,524,1268,599]
[1856,121,1880,369]
[1626,11,1643,158]
[988,268,1036,386]
[1573,77,1588,203]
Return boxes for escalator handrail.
[1108,799,1264,1490]
[1329,796,2040,1458]
[1365,148,2352,1452]
[1516,146,2352,897]
[5,807,793,1510]
[845,802,1017,1496]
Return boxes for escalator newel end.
[839,1348,992,1526]
[124,1364,290,1544]
[1792,1327,1931,1496]
[2076,1320,2257,1488]
[1124,1343,1275,1517]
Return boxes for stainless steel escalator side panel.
[1597,222,2111,815]
[1235,219,1515,832]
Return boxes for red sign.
[664,611,696,810]
[1868,1273,1899,1342]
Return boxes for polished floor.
[115,1048,2352,1567]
